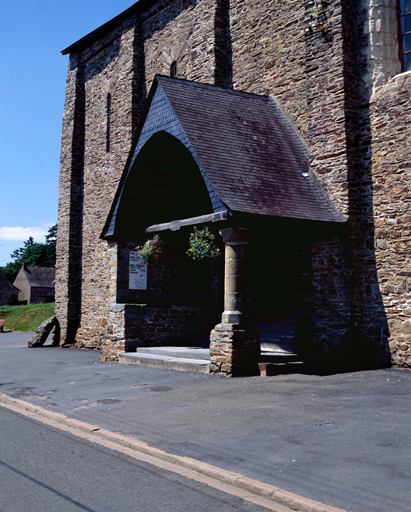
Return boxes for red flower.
[157,247,161,251]
[154,254,159,259]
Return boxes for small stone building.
[55,0,411,375]
[0,271,18,306]
[13,264,55,304]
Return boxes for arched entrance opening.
[112,131,223,348]
[115,131,213,238]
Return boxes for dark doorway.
[248,223,299,354]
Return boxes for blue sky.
[0,0,135,266]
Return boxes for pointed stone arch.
[114,131,214,240]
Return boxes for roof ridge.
[62,1,147,55]
[156,75,270,101]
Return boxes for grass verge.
[0,303,55,332]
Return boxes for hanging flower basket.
[187,227,220,261]
[136,235,163,264]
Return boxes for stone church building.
[56,0,411,375]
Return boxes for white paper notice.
[129,251,147,290]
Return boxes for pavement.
[1,332,410,512]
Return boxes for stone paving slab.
[1,333,411,512]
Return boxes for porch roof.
[160,77,344,222]
[102,76,345,240]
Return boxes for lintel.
[145,211,228,233]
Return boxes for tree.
[0,225,57,283]
[44,224,57,266]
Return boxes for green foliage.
[0,224,57,282]
[307,0,329,35]
[45,224,57,263]
[136,235,163,264]
[0,303,55,332]
[0,261,21,283]
[187,227,220,261]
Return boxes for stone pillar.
[209,227,260,376]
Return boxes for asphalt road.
[1,333,411,512]
[0,406,273,512]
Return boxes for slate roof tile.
[157,76,344,223]
[24,267,56,288]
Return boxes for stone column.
[209,227,260,376]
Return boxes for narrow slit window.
[399,0,411,72]
[106,93,112,153]
[170,61,177,78]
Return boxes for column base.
[209,322,260,377]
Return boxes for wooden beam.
[145,211,228,233]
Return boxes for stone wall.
[0,273,18,306]
[141,0,217,87]
[31,287,55,304]
[56,0,224,349]
[56,16,141,347]
[369,71,411,367]
[230,0,308,134]
[76,21,139,348]
[55,55,84,345]
[329,0,411,366]
[100,240,222,361]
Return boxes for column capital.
[219,227,252,244]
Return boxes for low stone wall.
[100,303,216,361]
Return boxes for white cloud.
[0,225,53,242]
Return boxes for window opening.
[170,61,177,78]
[399,0,411,71]
[106,93,112,153]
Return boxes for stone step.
[260,341,296,353]
[259,330,296,354]
[259,361,305,376]
[260,350,301,362]
[119,347,310,375]
[137,346,211,360]
[259,357,332,376]
[119,352,210,373]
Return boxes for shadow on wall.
[307,0,390,369]
[343,0,390,367]
[214,0,233,89]
[63,60,85,346]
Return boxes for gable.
[102,76,345,240]
[16,266,56,288]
